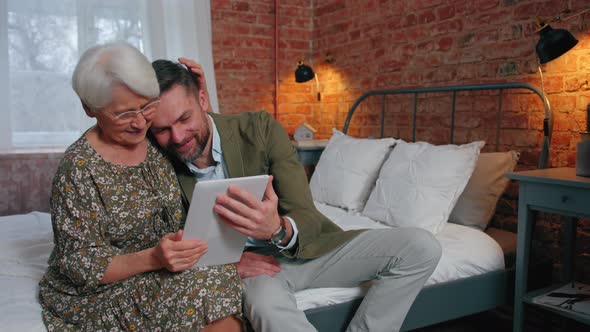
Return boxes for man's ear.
[198,89,210,113]
[82,102,96,118]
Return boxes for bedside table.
[292,139,328,167]
[507,168,590,331]
[292,139,328,178]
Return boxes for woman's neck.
[86,127,148,166]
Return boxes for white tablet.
[183,175,270,267]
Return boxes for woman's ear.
[82,102,96,118]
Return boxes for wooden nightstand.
[292,139,328,178]
[506,168,590,331]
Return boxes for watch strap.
[268,217,287,246]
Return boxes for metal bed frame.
[303,82,552,331]
[342,83,552,169]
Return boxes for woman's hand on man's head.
[178,57,211,106]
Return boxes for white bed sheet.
[0,212,52,332]
[294,203,505,311]
[0,208,504,330]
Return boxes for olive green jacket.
[169,111,363,259]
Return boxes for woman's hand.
[153,230,208,272]
[101,230,207,284]
[178,57,211,104]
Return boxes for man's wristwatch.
[268,217,288,246]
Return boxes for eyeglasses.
[108,99,160,123]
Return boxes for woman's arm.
[101,230,208,284]
[101,247,159,284]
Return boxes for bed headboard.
[342,83,551,169]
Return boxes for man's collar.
[210,114,223,162]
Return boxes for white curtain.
[0,0,217,150]
[146,0,219,115]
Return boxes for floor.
[414,309,512,332]
[414,307,589,332]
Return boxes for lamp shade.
[536,25,578,64]
[295,62,315,83]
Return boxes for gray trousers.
[243,228,442,332]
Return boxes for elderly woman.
[38,42,243,331]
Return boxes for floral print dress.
[38,136,242,331]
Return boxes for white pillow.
[448,151,519,231]
[362,140,485,234]
[310,129,396,211]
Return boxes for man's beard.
[169,125,210,164]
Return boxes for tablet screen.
[183,175,270,267]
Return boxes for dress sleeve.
[50,162,122,293]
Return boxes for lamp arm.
[537,67,553,139]
[559,7,590,22]
[535,7,590,30]
[314,74,321,101]
[531,67,553,169]
[537,91,553,169]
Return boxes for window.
[0,0,217,150]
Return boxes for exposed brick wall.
[310,0,590,165]
[211,0,314,129]
[212,0,590,166]
[211,0,590,282]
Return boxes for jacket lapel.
[176,172,195,211]
[210,113,245,178]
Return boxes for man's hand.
[235,252,281,278]
[152,230,208,272]
[214,176,283,241]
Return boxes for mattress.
[0,208,504,330]
[0,212,51,332]
[294,203,505,311]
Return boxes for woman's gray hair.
[72,41,159,111]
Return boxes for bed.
[0,82,551,331]
[297,82,552,331]
[0,209,509,331]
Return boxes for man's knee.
[402,228,442,267]
[375,227,441,267]
[243,275,291,314]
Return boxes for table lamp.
[534,8,590,176]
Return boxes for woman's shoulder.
[57,135,96,173]
[146,139,175,170]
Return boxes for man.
[149,58,442,332]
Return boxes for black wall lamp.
[536,25,578,64]
[534,9,584,63]
[295,60,321,101]
[534,7,590,174]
